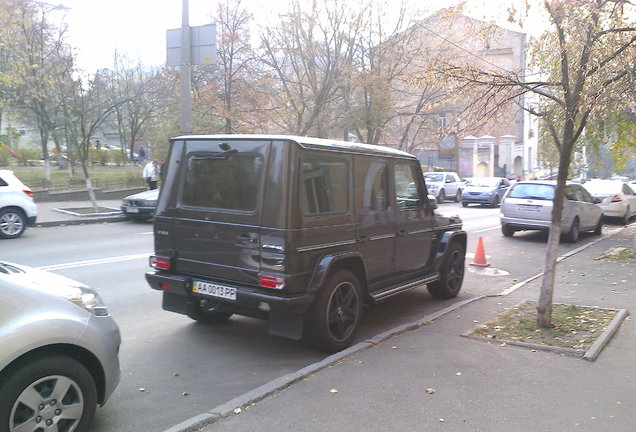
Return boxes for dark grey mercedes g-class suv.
[146,135,466,351]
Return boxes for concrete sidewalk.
[168,224,635,432]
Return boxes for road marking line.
[474,226,500,233]
[38,253,150,271]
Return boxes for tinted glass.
[395,162,422,210]
[300,154,349,215]
[182,154,262,211]
[509,183,555,200]
[359,161,388,212]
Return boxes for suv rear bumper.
[145,270,315,340]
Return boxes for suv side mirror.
[427,195,438,210]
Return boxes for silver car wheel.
[0,209,26,238]
[10,375,85,432]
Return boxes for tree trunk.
[537,136,574,328]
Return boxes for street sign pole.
[180,0,192,134]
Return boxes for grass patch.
[595,246,636,262]
[474,301,618,351]
[8,165,144,190]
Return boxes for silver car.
[0,261,120,431]
[500,181,603,242]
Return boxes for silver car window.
[508,183,555,200]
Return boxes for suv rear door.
[172,139,271,284]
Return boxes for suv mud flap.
[268,313,305,340]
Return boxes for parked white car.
[500,181,603,242]
[582,179,636,224]
[423,171,464,203]
[0,169,38,239]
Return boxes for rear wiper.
[193,149,238,160]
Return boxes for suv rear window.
[508,183,555,200]
[182,153,263,211]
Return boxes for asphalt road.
[3,203,622,431]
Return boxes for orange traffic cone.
[470,236,490,267]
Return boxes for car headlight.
[140,200,156,206]
[50,284,110,316]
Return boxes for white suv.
[0,169,38,239]
[423,171,464,203]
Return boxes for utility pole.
[167,0,215,134]
[180,0,192,134]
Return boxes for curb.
[35,216,128,228]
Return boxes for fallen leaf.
[426,388,436,394]
[233,408,242,414]
[182,392,190,396]
[330,388,338,394]
[139,387,146,392]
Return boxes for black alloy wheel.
[427,242,465,299]
[305,269,362,352]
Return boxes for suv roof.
[173,134,415,158]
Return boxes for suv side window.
[357,159,388,212]
[300,154,349,215]
[182,153,263,211]
[394,162,422,210]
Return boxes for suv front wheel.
[305,269,362,352]
[427,242,465,299]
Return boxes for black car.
[146,135,467,351]
[121,189,159,221]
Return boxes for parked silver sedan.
[0,261,120,431]
[582,179,636,224]
[500,181,603,242]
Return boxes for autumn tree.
[104,54,162,161]
[440,0,635,327]
[5,0,70,180]
[257,0,365,137]
[56,66,124,210]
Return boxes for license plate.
[192,280,236,300]
[126,207,139,213]
[517,204,540,212]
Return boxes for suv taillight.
[150,256,171,270]
[610,195,623,203]
[23,189,33,198]
[259,274,285,290]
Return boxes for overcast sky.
[55,0,532,73]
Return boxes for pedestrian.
[143,159,159,190]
